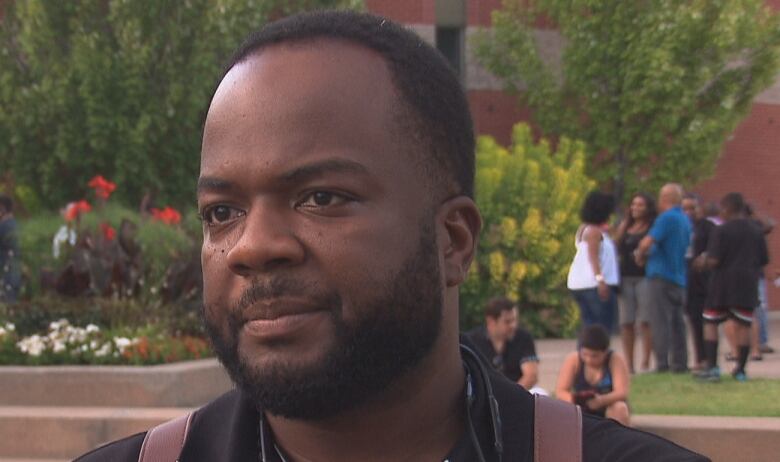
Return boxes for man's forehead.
[199,37,431,198]
[210,38,397,114]
[201,38,404,163]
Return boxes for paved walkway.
[534,312,780,392]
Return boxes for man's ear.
[437,196,482,288]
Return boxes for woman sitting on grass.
[556,325,631,425]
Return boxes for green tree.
[476,0,780,201]
[461,123,593,337]
[0,0,361,209]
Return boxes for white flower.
[0,327,6,337]
[5,323,14,331]
[86,324,100,334]
[17,335,47,357]
[49,318,69,332]
[113,337,132,353]
[90,340,100,350]
[94,343,112,357]
[69,328,87,343]
[52,341,66,353]
[52,225,77,259]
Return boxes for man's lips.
[240,298,328,340]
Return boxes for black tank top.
[574,351,614,395]
[618,231,646,277]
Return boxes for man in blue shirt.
[635,184,692,372]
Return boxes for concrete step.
[0,359,232,407]
[634,415,780,462]
[0,406,190,460]
[1,405,777,461]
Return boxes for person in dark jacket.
[0,195,21,304]
[76,11,707,462]
[695,193,769,382]
[682,193,715,371]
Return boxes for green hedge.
[461,123,593,338]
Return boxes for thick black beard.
[204,221,443,420]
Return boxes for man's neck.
[266,332,466,462]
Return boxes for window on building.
[436,26,463,77]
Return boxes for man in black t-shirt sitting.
[466,297,543,392]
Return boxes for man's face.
[487,307,518,342]
[681,198,697,221]
[198,40,446,420]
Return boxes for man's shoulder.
[507,328,536,355]
[73,431,146,462]
[464,325,486,338]
[582,414,709,462]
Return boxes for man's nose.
[225,206,305,276]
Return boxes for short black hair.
[0,195,12,213]
[222,10,475,198]
[484,296,516,320]
[721,192,745,214]
[580,191,615,225]
[579,325,610,351]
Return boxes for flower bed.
[0,319,210,366]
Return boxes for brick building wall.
[366,0,780,309]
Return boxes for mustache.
[234,278,341,317]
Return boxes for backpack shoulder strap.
[534,395,582,462]
[137,411,194,462]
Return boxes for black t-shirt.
[75,341,709,462]
[618,230,647,277]
[687,218,716,303]
[691,218,716,258]
[465,326,538,383]
[706,218,769,308]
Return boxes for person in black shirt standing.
[682,193,716,371]
[615,193,656,373]
[695,193,768,381]
[466,297,541,392]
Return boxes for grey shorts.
[618,276,650,325]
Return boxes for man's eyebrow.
[281,158,370,183]
[197,177,235,194]
[197,159,370,194]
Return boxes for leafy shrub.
[0,319,210,366]
[461,123,593,338]
[0,295,203,338]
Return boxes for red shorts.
[703,307,754,324]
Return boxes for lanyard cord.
[258,347,503,462]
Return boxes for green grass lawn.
[630,373,780,417]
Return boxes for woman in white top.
[567,191,620,333]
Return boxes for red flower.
[88,175,117,200]
[100,222,116,241]
[151,206,182,225]
[64,200,92,221]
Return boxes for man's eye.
[202,205,244,225]
[298,191,349,208]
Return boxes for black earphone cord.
[258,345,504,462]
